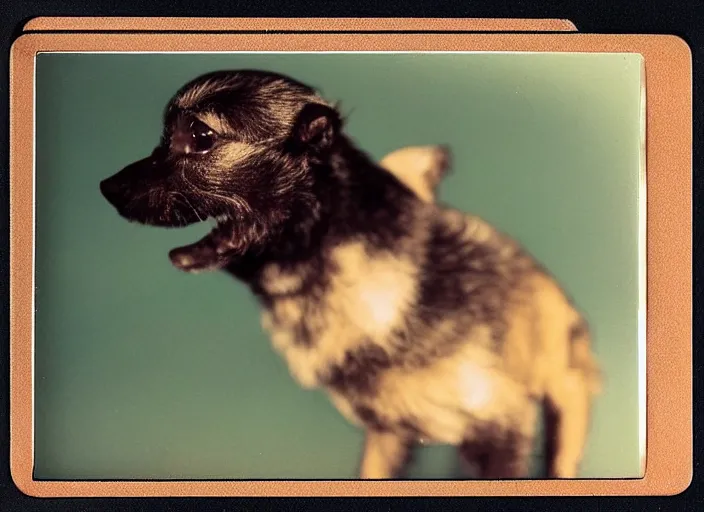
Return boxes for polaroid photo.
[8,18,692,497]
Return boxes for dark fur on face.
[100,70,343,271]
[101,70,602,480]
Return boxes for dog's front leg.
[359,430,410,479]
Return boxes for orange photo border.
[21,17,578,33]
[8,22,692,498]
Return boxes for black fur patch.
[397,417,428,440]
[354,405,391,432]
[322,343,392,395]
[569,319,589,343]
[459,424,533,479]
[542,397,561,478]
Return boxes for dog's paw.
[168,245,227,274]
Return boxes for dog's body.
[100,70,601,479]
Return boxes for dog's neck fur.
[225,135,423,286]
[318,137,421,239]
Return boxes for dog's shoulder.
[257,237,420,389]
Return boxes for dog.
[100,70,601,479]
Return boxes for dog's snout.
[100,176,123,205]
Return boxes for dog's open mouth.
[167,215,239,273]
[100,175,251,273]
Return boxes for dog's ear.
[290,103,340,154]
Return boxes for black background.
[1,0,701,510]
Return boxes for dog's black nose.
[100,177,122,205]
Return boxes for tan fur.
[360,431,409,479]
[353,269,599,478]
[195,112,230,136]
[530,278,601,477]
[212,142,264,170]
[500,272,600,478]
[176,77,225,108]
[259,261,304,295]
[261,241,418,389]
[379,145,449,202]
[374,342,536,445]
[177,76,321,111]
[547,369,593,478]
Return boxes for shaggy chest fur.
[253,208,542,444]
[258,241,418,389]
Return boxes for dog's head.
[100,70,341,255]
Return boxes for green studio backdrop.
[34,52,643,479]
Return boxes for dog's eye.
[190,119,217,153]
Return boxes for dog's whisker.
[171,191,204,223]
[179,168,252,219]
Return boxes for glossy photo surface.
[33,52,644,480]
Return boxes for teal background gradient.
[34,53,644,479]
